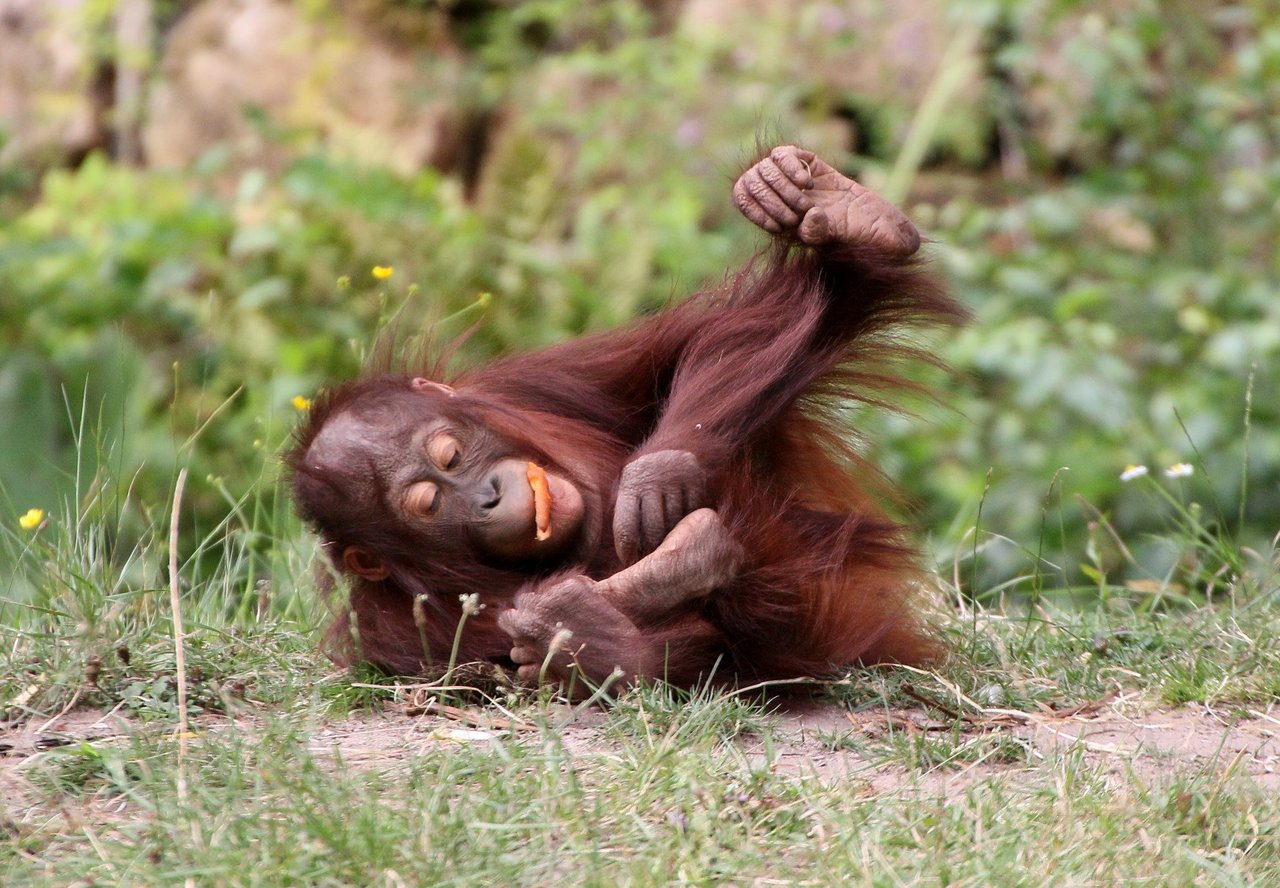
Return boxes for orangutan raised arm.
[611,146,947,563]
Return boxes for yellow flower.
[18,508,44,531]
[371,265,394,281]
[292,395,312,412]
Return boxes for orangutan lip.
[526,462,552,541]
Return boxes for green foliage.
[873,1,1280,590]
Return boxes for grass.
[2,459,1279,886]
[5,673,1280,885]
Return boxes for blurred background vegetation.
[1,0,1277,609]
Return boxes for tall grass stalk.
[884,21,984,203]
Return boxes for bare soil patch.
[4,699,1278,816]
[754,699,1280,792]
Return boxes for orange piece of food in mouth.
[526,462,552,541]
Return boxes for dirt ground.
[4,698,1278,816]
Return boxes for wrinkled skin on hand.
[499,576,648,687]
[733,145,920,256]
[612,448,707,564]
[602,508,742,619]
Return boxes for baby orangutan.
[287,145,965,691]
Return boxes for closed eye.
[404,481,439,515]
[428,434,462,471]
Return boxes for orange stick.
[526,463,552,541]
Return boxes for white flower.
[1120,464,1149,482]
[1164,462,1194,478]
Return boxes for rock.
[143,0,467,174]
[0,0,107,167]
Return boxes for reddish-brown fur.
[287,235,966,686]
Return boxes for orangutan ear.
[343,546,390,581]
[411,378,455,397]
